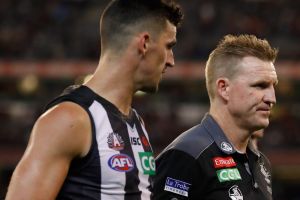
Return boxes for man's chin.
[140,85,158,94]
[256,120,269,130]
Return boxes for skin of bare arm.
[5,102,91,200]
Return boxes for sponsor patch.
[107,132,124,151]
[130,137,142,145]
[213,157,236,168]
[138,152,155,175]
[216,168,242,182]
[108,154,134,172]
[164,177,191,197]
[228,185,243,200]
[221,142,233,153]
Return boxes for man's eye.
[254,83,268,89]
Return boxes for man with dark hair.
[5,0,183,199]
[152,34,278,199]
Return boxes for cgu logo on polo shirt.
[213,157,237,168]
[216,168,242,182]
[108,154,134,172]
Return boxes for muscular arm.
[5,102,91,200]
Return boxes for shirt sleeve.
[151,149,201,200]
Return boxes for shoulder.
[47,85,94,108]
[33,101,91,158]
[158,123,214,159]
[41,101,89,126]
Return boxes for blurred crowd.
[0,0,299,60]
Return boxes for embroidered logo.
[107,132,125,151]
[221,142,233,153]
[259,163,271,183]
[228,185,243,200]
[108,154,134,172]
[164,177,191,197]
[213,157,237,168]
[138,152,155,175]
[216,168,242,182]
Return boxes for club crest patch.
[107,132,125,151]
[228,185,243,200]
[221,142,233,153]
[164,177,191,197]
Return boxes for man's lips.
[257,108,270,111]
[256,108,271,117]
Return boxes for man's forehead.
[236,56,277,80]
[239,56,276,72]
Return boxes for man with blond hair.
[152,34,278,200]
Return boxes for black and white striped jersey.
[46,85,154,200]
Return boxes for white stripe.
[89,101,125,200]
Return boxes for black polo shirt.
[151,114,272,200]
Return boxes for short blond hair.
[205,34,278,100]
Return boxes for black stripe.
[133,112,153,153]
[133,112,153,190]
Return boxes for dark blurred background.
[0,0,300,199]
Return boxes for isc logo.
[108,154,135,172]
[130,137,141,145]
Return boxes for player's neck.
[84,61,136,116]
[209,108,251,153]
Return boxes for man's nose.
[166,50,175,68]
[264,86,276,107]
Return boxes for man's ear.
[138,32,150,56]
[215,77,230,101]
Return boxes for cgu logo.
[139,152,155,175]
[108,154,135,172]
[216,168,241,182]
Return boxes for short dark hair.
[100,0,183,52]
